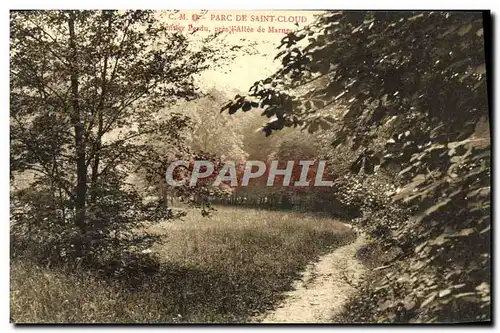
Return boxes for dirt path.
[257,229,366,323]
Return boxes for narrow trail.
[257,230,367,323]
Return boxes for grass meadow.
[11,206,355,323]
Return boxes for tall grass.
[10,260,168,323]
[11,206,355,323]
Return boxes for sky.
[163,10,324,94]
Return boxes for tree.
[10,10,220,262]
[184,88,247,161]
[223,11,490,322]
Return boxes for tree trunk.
[68,12,87,235]
[90,12,112,198]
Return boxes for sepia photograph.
[9,9,491,324]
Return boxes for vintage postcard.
[10,9,491,324]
